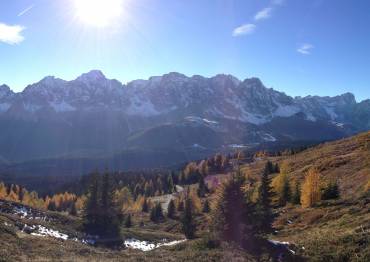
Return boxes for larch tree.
[301,168,322,208]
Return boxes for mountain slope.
[0,71,368,166]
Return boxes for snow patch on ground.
[269,239,296,254]
[124,238,186,252]
[29,225,69,240]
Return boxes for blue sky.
[0,0,369,101]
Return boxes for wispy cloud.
[254,7,273,21]
[232,23,256,37]
[233,0,284,37]
[297,43,314,55]
[18,4,34,17]
[0,23,25,45]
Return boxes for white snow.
[30,225,69,240]
[274,105,300,118]
[269,240,296,255]
[262,133,277,142]
[331,121,344,128]
[126,95,160,116]
[124,238,186,252]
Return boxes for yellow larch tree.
[301,168,321,208]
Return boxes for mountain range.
[0,70,369,174]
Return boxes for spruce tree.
[181,197,196,239]
[99,172,122,244]
[197,176,208,197]
[255,163,274,234]
[291,182,301,205]
[83,172,100,233]
[212,171,256,246]
[125,214,132,228]
[69,201,77,216]
[167,199,176,219]
[281,176,291,206]
[177,200,184,212]
[142,197,149,213]
[202,199,210,213]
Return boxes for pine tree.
[167,199,176,218]
[181,197,196,239]
[255,163,274,234]
[69,201,77,216]
[142,197,149,213]
[322,181,340,200]
[177,200,184,212]
[212,170,257,246]
[150,203,164,222]
[125,214,132,228]
[301,168,321,208]
[291,182,301,205]
[100,171,121,241]
[281,175,291,206]
[83,172,100,233]
[197,176,208,197]
[202,199,210,213]
[167,174,175,193]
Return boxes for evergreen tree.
[291,182,301,205]
[69,201,77,216]
[255,163,274,234]
[83,172,100,233]
[142,197,149,213]
[99,171,121,242]
[202,199,210,213]
[197,176,208,197]
[212,171,257,246]
[322,181,340,200]
[125,214,132,228]
[167,199,176,219]
[177,200,184,212]
[167,174,175,193]
[150,203,164,222]
[281,175,291,206]
[181,197,196,239]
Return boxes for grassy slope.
[240,131,370,261]
[0,131,369,261]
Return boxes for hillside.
[241,131,370,198]
[0,132,369,261]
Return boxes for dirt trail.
[150,185,184,211]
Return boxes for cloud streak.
[297,43,314,55]
[0,23,25,45]
[18,4,35,17]
[254,7,273,21]
[232,23,256,37]
[233,0,284,37]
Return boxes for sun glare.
[74,0,123,28]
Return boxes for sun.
[74,0,123,28]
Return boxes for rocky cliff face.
[0,70,368,163]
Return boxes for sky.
[0,0,369,101]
